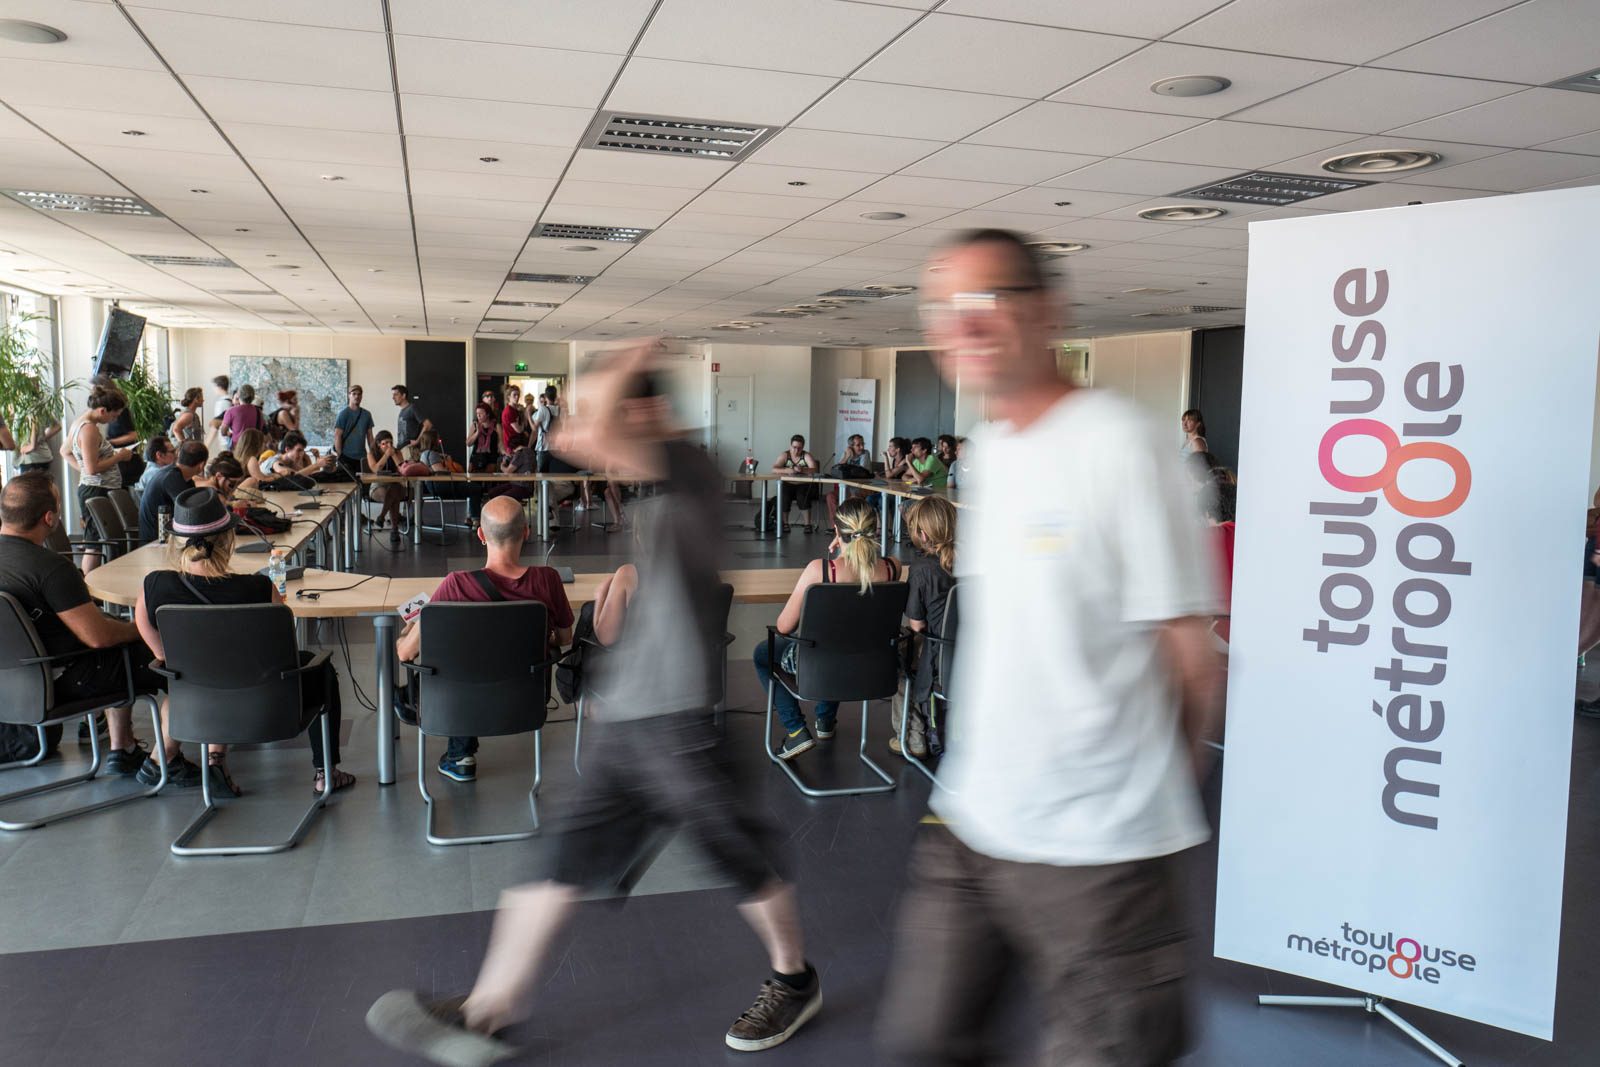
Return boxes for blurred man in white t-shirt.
[878,229,1223,1067]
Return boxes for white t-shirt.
[213,396,231,419]
[932,388,1219,866]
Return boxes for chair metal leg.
[0,726,51,771]
[171,713,332,856]
[0,699,169,831]
[416,728,540,847]
[897,687,948,791]
[765,684,896,798]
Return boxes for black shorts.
[54,641,165,707]
[77,484,110,542]
[550,713,785,896]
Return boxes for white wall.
[1086,330,1192,442]
[809,347,865,459]
[708,344,811,470]
[1591,347,1600,503]
[475,339,569,376]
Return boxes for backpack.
[555,600,597,704]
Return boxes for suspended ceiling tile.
[1170,0,1517,65]
[966,102,1202,157]
[392,37,624,110]
[605,57,836,128]
[636,0,919,77]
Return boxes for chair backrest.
[157,603,306,744]
[417,600,551,737]
[43,522,71,556]
[792,581,909,702]
[84,495,126,551]
[709,581,733,706]
[109,488,139,531]
[0,592,53,723]
[934,582,960,698]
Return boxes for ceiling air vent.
[212,288,276,296]
[1322,150,1440,176]
[1134,305,1241,317]
[493,300,562,309]
[1175,171,1371,207]
[581,111,772,161]
[506,272,593,285]
[133,254,237,268]
[819,288,895,299]
[1122,287,1181,295]
[4,189,162,217]
[531,222,651,243]
[1548,66,1600,94]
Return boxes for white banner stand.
[1217,185,1600,1059]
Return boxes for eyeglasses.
[918,287,1040,328]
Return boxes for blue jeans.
[753,637,837,735]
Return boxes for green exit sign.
[514,361,527,372]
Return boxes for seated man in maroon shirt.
[396,495,574,782]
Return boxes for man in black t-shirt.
[0,475,184,780]
[137,441,208,544]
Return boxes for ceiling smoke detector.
[859,211,906,221]
[1321,149,1442,175]
[581,111,773,161]
[1150,75,1232,98]
[1137,204,1226,222]
[4,189,162,217]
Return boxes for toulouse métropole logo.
[1302,267,1473,831]
[1286,923,1478,985]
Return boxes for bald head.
[480,496,528,548]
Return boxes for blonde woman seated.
[133,486,354,797]
[752,497,903,759]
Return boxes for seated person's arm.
[396,617,421,662]
[769,453,790,473]
[553,624,574,648]
[247,454,268,480]
[803,451,819,473]
[134,593,164,660]
[907,616,927,633]
[59,602,140,650]
[775,560,823,635]
[592,563,637,646]
[0,421,15,451]
[906,460,926,485]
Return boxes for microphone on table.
[234,513,277,554]
[274,469,324,508]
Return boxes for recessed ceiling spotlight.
[367,268,383,272]
[269,263,301,270]
[0,19,66,43]
[233,227,250,232]
[189,188,209,194]
[563,244,598,252]
[321,174,346,182]
[787,180,809,187]
[1028,240,1089,255]
[1137,205,1226,222]
[1150,75,1232,98]
[450,299,471,303]
[1053,200,1073,207]
[121,129,146,137]
[478,156,499,163]
[859,211,906,221]
[863,284,917,293]
[1321,149,1442,175]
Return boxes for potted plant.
[0,314,74,456]
[117,360,176,441]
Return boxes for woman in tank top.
[170,387,205,444]
[69,382,135,573]
[753,497,901,759]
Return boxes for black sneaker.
[725,972,822,1052]
[78,715,108,746]
[814,718,836,740]
[365,990,516,1066]
[777,726,815,761]
[136,753,202,788]
[437,753,476,782]
[105,741,150,775]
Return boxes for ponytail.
[834,498,882,594]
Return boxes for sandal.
[207,752,241,797]
[804,524,815,534]
[314,767,357,795]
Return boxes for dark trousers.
[298,652,343,770]
[878,823,1189,1067]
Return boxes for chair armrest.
[148,659,180,681]
[19,645,108,666]
[923,633,955,646]
[400,660,436,677]
[722,631,735,648]
[578,634,607,651]
[280,649,333,679]
[764,624,813,647]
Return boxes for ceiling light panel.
[506,272,593,285]
[1176,171,1372,206]
[580,111,773,161]
[132,254,239,268]
[4,189,162,216]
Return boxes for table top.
[360,472,615,483]
[387,565,802,612]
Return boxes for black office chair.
[83,495,139,560]
[764,580,909,797]
[403,600,555,846]
[109,488,140,534]
[152,603,336,856]
[0,593,168,830]
[573,582,734,776]
[899,582,959,791]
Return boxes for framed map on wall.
[228,356,347,445]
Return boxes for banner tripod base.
[1258,994,1463,1066]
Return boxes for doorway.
[712,374,753,475]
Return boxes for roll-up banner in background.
[1215,185,1600,1040]
[836,377,876,458]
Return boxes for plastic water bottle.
[158,505,173,543]
[268,548,288,597]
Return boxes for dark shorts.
[549,712,785,896]
[77,484,110,542]
[54,641,165,706]
[878,822,1189,1067]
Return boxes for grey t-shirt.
[397,403,423,448]
[594,439,724,720]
